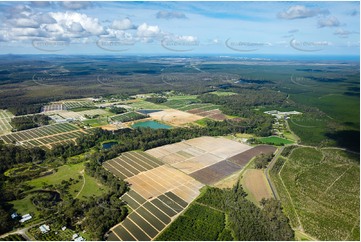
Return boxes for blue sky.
[0,1,359,55]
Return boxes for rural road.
[0,221,44,240]
[264,146,284,200]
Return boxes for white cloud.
[137,23,162,42]
[49,11,105,36]
[111,18,135,30]
[318,16,340,28]
[278,5,329,20]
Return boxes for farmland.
[156,203,229,241]
[0,110,13,135]
[241,169,273,204]
[103,137,279,240]
[270,147,360,240]
[110,111,147,123]
[149,109,203,126]
[0,54,358,241]
[0,123,87,149]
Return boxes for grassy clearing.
[271,147,360,240]
[10,195,40,218]
[258,136,294,145]
[82,117,108,127]
[26,162,108,198]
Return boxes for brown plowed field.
[229,145,277,167]
[189,160,242,185]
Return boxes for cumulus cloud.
[277,5,329,19]
[156,11,187,19]
[111,18,135,30]
[60,1,93,10]
[137,23,163,42]
[49,12,105,36]
[318,16,340,28]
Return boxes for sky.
[0,1,359,55]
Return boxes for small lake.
[102,142,118,149]
[132,121,171,129]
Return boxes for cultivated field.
[41,103,65,112]
[110,112,147,123]
[187,108,227,121]
[103,151,164,180]
[0,123,87,149]
[104,137,279,239]
[0,109,13,135]
[103,151,203,241]
[62,101,94,110]
[241,169,273,204]
[271,147,360,240]
[146,137,277,185]
[229,145,277,167]
[149,109,203,126]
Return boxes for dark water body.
[132,120,171,129]
[102,142,118,149]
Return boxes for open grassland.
[270,147,360,240]
[26,162,108,199]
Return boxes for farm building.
[39,224,50,234]
[19,214,32,223]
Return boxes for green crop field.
[129,100,168,110]
[110,111,147,123]
[258,136,294,145]
[270,147,360,240]
[156,203,231,241]
[288,115,335,147]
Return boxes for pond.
[102,142,118,149]
[132,120,171,129]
